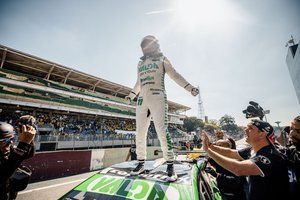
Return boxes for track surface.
[17,171,97,200]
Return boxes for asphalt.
[16,171,97,200]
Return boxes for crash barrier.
[90,146,161,171]
[23,150,92,182]
[23,146,162,183]
[34,136,190,151]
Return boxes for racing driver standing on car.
[125,35,198,181]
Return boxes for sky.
[0,0,299,126]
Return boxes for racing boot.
[130,160,145,175]
[166,162,178,182]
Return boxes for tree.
[203,120,220,133]
[183,117,204,132]
[219,114,238,134]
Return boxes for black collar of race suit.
[140,53,164,61]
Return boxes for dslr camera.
[242,101,265,120]
[18,115,37,131]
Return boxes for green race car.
[59,157,222,200]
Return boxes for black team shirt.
[238,145,289,200]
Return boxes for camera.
[18,115,37,131]
[242,101,265,120]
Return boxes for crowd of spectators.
[0,109,187,140]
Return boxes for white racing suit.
[128,54,193,162]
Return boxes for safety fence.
[33,135,192,151]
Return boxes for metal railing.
[34,134,191,151]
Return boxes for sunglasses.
[0,136,15,144]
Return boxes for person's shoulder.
[258,145,286,163]
[252,153,272,165]
[285,144,300,161]
[238,146,252,159]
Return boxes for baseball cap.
[250,119,275,142]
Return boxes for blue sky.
[0,0,299,126]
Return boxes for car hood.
[60,160,197,200]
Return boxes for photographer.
[0,115,36,200]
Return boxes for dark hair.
[227,137,236,149]
[282,126,290,134]
[294,115,300,122]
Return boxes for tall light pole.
[274,121,281,129]
[197,86,205,120]
[263,110,270,122]
[275,121,281,135]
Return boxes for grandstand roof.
[0,44,190,112]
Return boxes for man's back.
[249,145,289,200]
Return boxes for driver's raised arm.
[163,57,194,92]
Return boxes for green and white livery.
[128,54,194,162]
[60,158,223,200]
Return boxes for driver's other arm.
[163,57,195,93]
[207,148,261,176]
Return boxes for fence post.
[73,134,75,151]
[88,134,90,150]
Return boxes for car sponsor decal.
[99,167,191,185]
[72,173,193,200]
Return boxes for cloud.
[145,8,174,15]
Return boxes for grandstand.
[0,44,191,151]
